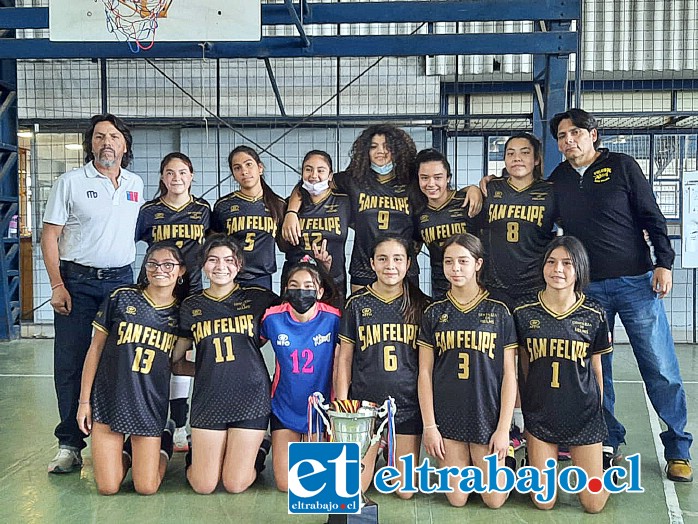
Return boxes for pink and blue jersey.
[261,302,341,434]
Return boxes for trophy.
[309,393,396,524]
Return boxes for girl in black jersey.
[514,236,611,512]
[172,234,278,495]
[211,146,286,290]
[336,235,430,498]
[135,152,211,453]
[280,150,351,306]
[76,243,188,495]
[480,133,557,306]
[418,234,517,508]
[415,149,478,299]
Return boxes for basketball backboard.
[49,1,261,44]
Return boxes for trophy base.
[326,500,378,524]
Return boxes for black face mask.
[284,288,318,314]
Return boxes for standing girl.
[76,242,188,495]
[418,233,517,508]
[281,150,351,305]
[172,234,278,494]
[261,260,341,492]
[136,152,211,452]
[480,133,557,306]
[335,235,430,498]
[415,148,478,299]
[513,236,611,513]
[212,146,286,290]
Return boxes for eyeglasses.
[144,261,180,273]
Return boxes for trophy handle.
[308,392,333,440]
[368,397,397,461]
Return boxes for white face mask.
[302,178,330,196]
[371,162,394,176]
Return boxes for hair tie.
[300,255,317,266]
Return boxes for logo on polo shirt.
[126,306,137,315]
[154,212,165,220]
[86,190,98,199]
[126,191,139,202]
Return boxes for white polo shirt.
[43,161,144,268]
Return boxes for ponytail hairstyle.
[542,236,590,293]
[228,145,285,225]
[154,152,194,200]
[284,257,338,307]
[371,235,429,325]
[442,233,485,286]
[201,233,245,274]
[503,132,544,180]
[137,241,190,302]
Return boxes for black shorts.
[395,414,423,436]
[270,413,289,432]
[192,414,269,431]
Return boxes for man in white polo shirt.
[41,114,144,473]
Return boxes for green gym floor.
[0,339,696,524]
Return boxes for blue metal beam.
[0,32,577,59]
[442,78,698,94]
[284,0,310,48]
[2,2,580,30]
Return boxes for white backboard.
[49,0,261,42]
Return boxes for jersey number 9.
[377,210,390,230]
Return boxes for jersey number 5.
[243,232,256,251]
[132,346,155,374]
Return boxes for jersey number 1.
[550,361,560,388]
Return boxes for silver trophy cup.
[310,393,396,524]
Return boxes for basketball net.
[102,0,173,52]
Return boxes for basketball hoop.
[102,0,173,52]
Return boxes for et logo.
[288,442,361,515]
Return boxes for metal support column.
[0,0,20,339]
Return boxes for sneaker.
[160,420,176,461]
[666,459,693,482]
[48,447,82,474]
[122,436,133,466]
[254,434,272,474]
[603,445,622,470]
[173,427,190,453]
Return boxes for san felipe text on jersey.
[357,194,409,214]
[526,337,589,366]
[299,216,342,235]
[115,322,177,353]
[151,224,206,242]
[487,204,547,227]
[435,330,497,359]
[421,222,469,245]
[225,216,277,235]
[191,315,255,342]
[358,323,418,351]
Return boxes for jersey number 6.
[383,345,397,371]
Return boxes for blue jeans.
[53,265,133,450]
[586,271,692,460]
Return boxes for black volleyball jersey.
[211,192,285,281]
[283,190,351,288]
[481,179,557,298]
[91,287,179,436]
[339,285,428,424]
[416,188,477,298]
[418,291,517,444]
[135,196,211,291]
[334,171,420,282]
[514,292,612,446]
[179,286,279,427]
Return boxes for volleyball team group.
[44,109,693,514]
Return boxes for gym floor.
[0,339,696,523]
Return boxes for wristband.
[423,424,438,430]
[285,209,299,215]
[78,400,90,405]
[51,282,65,290]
